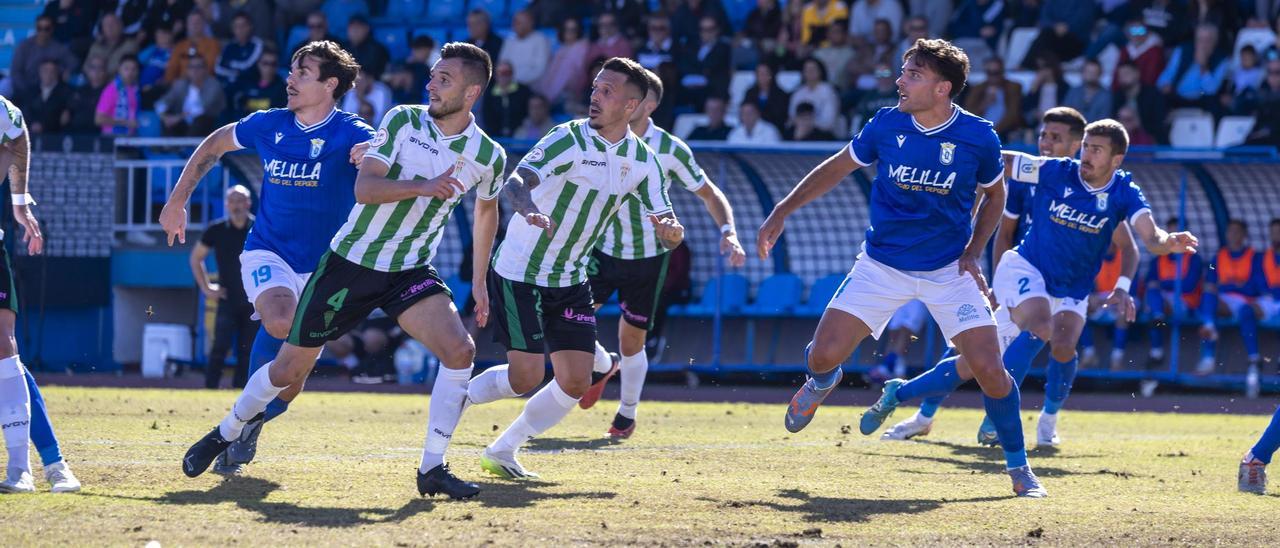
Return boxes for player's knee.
[439,336,476,368]
[807,341,847,372]
[1048,342,1076,363]
[263,317,292,339]
[0,338,19,360]
[557,376,590,399]
[507,368,544,395]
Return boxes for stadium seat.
[1003,27,1039,69]
[471,0,509,20]
[740,273,803,317]
[1215,116,1256,149]
[792,274,846,317]
[509,0,531,14]
[375,25,410,62]
[323,0,370,36]
[384,0,424,21]
[136,111,162,138]
[426,0,467,21]
[1234,27,1276,65]
[728,70,754,117]
[0,4,40,25]
[1170,114,1215,149]
[724,0,756,29]
[285,25,309,54]
[670,274,749,317]
[672,114,708,140]
[776,71,801,93]
[412,27,452,49]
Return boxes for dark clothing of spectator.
[18,83,73,134]
[949,0,1004,50]
[1190,0,1239,46]
[672,1,732,47]
[42,0,99,56]
[115,0,151,36]
[1245,82,1280,146]
[147,0,196,37]
[228,70,287,117]
[1021,1,1096,68]
[678,36,732,106]
[9,38,79,99]
[688,123,732,141]
[743,3,784,43]
[201,217,253,305]
[67,83,107,134]
[215,37,265,83]
[200,216,257,389]
[468,32,505,69]
[159,76,226,136]
[347,37,391,80]
[594,0,649,39]
[636,38,676,70]
[855,88,899,125]
[1134,0,1190,47]
[483,82,532,138]
[784,125,837,141]
[1113,84,1169,143]
[529,0,588,28]
[743,83,791,131]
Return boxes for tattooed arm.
[159,123,240,245]
[504,166,555,234]
[0,130,42,255]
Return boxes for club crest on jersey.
[1096,192,1109,210]
[896,135,905,148]
[274,132,284,144]
[620,162,631,181]
[525,147,545,163]
[939,142,956,165]
[309,138,325,159]
[371,128,388,147]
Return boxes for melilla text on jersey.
[888,163,956,195]
[263,158,322,188]
[1046,198,1109,234]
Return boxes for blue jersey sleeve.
[1005,180,1030,217]
[848,108,886,166]
[232,110,271,150]
[975,127,1004,187]
[1122,181,1153,225]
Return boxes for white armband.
[10,193,35,205]
[720,224,734,236]
[1115,276,1132,293]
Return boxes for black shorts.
[287,252,450,348]
[588,249,669,330]
[487,271,596,354]
[0,244,17,314]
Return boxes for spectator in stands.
[1245,57,1280,146]
[499,10,553,86]
[638,12,678,69]
[10,16,80,100]
[590,12,635,64]
[789,57,840,132]
[1229,45,1266,113]
[95,55,141,136]
[785,101,837,141]
[906,0,950,38]
[158,52,225,136]
[814,21,855,89]
[166,11,222,85]
[965,56,1023,139]
[67,56,111,134]
[215,12,264,84]
[867,18,898,67]
[1198,219,1266,376]
[1022,53,1068,130]
[513,94,556,140]
[536,18,591,108]
[1144,216,1204,369]
[1262,217,1280,331]
[1113,60,1169,142]
[1158,23,1229,113]
[744,0,784,49]
[228,48,286,117]
[853,62,898,124]
[148,0,196,39]
[673,0,732,48]
[1021,0,1096,69]
[527,0,586,29]
[1007,0,1042,29]
[594,0,650,40]
[220,0,273,43]
[848,0,902,42]
[1079,243,1134,370]
[1191,0,1241,47]
[115,0,151,37]
[194,185,258,390]
[139,23,176,102]
[343,15,388,80]
[483,61,532,139]
[1134,0,1191,47]
[1064,59,1114,124]
[800,0,848,46]
[86,12,140,76]
[340,68,391,126]
[1083,0,1135,60]
[744,61,791,130]
[728,100,781,144]
[193,0,235,39]
[1114,21,1166,90]
[274,0,324,34]
[896,16,933,68]
[292,12,341,58]
[43,0,99,58]
[404,36,438,102]
[689,96,733,140]
[1117,104,1156,145]
[678,15,733,108]
[950,0,1005,52]
[466,8,505,65]
[18,61,73,135]
[383,64,415,105]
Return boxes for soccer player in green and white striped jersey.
[578,69,747,441]
[464,58,685,480]
[182,43,503,500]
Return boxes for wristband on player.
[720,223,735,236]
[1115,276,1132,293]
[10,193,35,205]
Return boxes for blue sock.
[805,342,840,389]
[1201,339,1217,361]
[1113,327,1129,351]
[1250,406,1280,464]
[1239,307,1260,361]
[1148,322,1164,353]
[249,325,289,423]
[1043,354,1079,415]
[982,381,1027,469]
[1200,292,1219,323]
[895,356,964,403]
[919,395,945,418]
[1003,332,1046,386]
[24,370,63,466]
[263,397,290,422]
[883,352,898,370]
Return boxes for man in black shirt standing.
[191,185,258,389]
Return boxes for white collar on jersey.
[639,117,658,142]
[583,120,629,149]
[426,111,478,141]
[294,107,337,132]
[908,103,960,135]
[1077,166,1118,194]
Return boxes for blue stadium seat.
[792,273,846,317]
[412,27,452,49]
[740,273,803,316]
[670,274,749,317]
[136,111,162,137]
[384,0,425,21]
[323,0,370,36]
[508,0,531,15]
[0,5,40,25]
[451,280,471,312]
[285,25,309,54]
[426,0,467,21]
[471,0,509,20]
[375,25,409,62]
[724,0,756,29]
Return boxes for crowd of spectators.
[3,0,1280,147]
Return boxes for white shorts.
[886,299,929,333]
[994,305,1022,354]
[1218,292,1253,317]
[1259,296,1280,321]
[239,249,312,319]
[827,252,995,341]
[992,250,1089,319]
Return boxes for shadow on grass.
[472,479,618,509]
[915,439,1104,460]
[697,489,1007,523]
[525,436,618,452]
[861,447,1147,479]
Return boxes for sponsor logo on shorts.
[561,308,597,325]
[2,419,29,429]
[309,327,339,339]
[432,428,451,440]
[400,279,438,300]
[956,303,982,323]
[619,302,649,324]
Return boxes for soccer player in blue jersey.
[757,39,1049,497]
[160,41,373,474]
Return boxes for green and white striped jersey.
[329,104,505,272]
[493,119,673,288]
[597,119,707,260]
[0,95,26,144]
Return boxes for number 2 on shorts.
[1018,277,1030,295]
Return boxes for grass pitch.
[2,386,1275,546]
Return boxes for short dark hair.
[1084,118,1130,156]
[795,101,816,115]
[1166,216,1180,227]
[1229,219,1248,231]
[601,57,649,99]
[118,54,140,68]
[801,56,828,82]
[902,38,969,98]
[292,40,361,100]
[642,68,663,103]
[411,35,435,50]
[441,41,493,88]
[1042,107,1087,138]
[1270,217,1280,229]
[232,11,252,24]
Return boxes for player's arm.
[1000,150,1043,184]
[159,123,239,245]
[354,157,463,204]
[0,128,43,255]
[648,211,684,251]
[471,195,499,327]
[1130,210,1199,256]
[1103,222,1141,321]
[692,182,745,267]
[188,241,223,299]
[503,166,555,234]
[757,143,860,259]
[959,175,1006,293]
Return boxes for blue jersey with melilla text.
[1009,156,1151,299]
[849,106,1004,271]
[233,108,374,273]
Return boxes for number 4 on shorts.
[326,288,349,311]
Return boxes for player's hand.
[349,141,370,165]
[1104,288,1137,323]
[12,205,42,255]
[982,287,999,312]
[648,214,684,246]
[523,211,556,235]
[721,233,746,267]
[201,282,226,300]
[418,165,466,200]
[756,213,785,259]
[158,200,189,245]
[1167,231,1199,254]
[472,282,490,328]
[958,251,990,295]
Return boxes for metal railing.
[112,137,234,236]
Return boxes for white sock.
[616,350,648,419]
[592,341,613,373]
[420,365,473,472]
[218,363,286,441]
[467,364,518,404]
[0,359,31,473]
[489,380,578,454]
